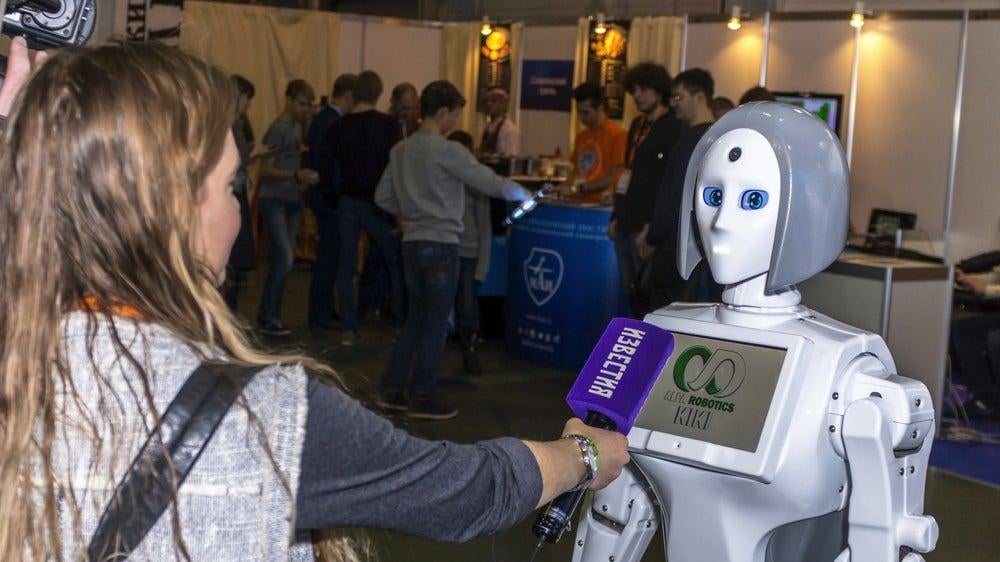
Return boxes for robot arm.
[572,464,659,562]
[828,356,939,562]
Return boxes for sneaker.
[341,331,361,346]
[406,398,459,420]
[963,397,998,419]
[376,390,409,412]
[258,320,291,337]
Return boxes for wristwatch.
[563,433,599,490]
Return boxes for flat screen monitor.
[864,208,918,255]
[868,207,917,237]
[633,332,787,453]
[773,91,843,137]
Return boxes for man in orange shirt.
[557,82,627,205]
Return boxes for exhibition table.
[504,201,626,370]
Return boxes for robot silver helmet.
[678,101,850,293]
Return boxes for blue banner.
[519,60,574,112]
[506,203,627,370]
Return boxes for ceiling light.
[850,2,866,28]
[727,6,743,31]
[594,13,607,35]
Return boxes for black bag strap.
[87,362,261,562]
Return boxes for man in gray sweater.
[375,80,530,419]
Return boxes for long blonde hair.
[0,42,361,561]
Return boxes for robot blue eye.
[703,187,723,207]
[739,190,769,210]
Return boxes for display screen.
[633,333,786,453]
[774,92,843,137]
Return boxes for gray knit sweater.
[375,131,530,244]
[45,313,311,560]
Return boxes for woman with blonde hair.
[0,41,629,560]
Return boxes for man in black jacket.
[610,63,685,317]
[639,68,721,310]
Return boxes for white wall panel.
[519,25,578,157]
[849,19,960,240]
[765,20,854,102]
[686,20,766,101]
[337,19,364,75]
[949,19,1000,261]
[361,22,442,112]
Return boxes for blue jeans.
[336,195,403,332]
[455,257,481,342]
[383,241,460,398]
[358,243,391,319]
[257,197,302,324]
[305,187,339,326]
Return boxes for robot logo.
[522,247,564,306]
[672,345,747,399]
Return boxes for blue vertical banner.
[506,203,627,370]
[520,60,575,112]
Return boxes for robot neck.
[721,272,802,310]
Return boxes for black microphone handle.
[531,411,617,544]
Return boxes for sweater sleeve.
[374,147,400,216]
[295,379,543,541]
[442,144,531,202]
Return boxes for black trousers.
[950,312,1000,404]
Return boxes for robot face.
[694,128,782,286]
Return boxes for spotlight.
[727,6,743,31]
[481,16,492,36]
[850,2,865,28]
[594,13,607,35]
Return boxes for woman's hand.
[0,37,48,119]
[525,417,631,508]
[561,417,631,490]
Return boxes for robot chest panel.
[630,312,852,483]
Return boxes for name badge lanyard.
[625,117,655,169]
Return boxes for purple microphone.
[532,318,675,545]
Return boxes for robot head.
[678,102,850,293]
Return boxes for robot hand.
[572,465,658,562]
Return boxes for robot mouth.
[709,244,732,256]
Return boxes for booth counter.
[798,252,953,425]
[504,201,626,370]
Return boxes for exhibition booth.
[174,2,1000,400]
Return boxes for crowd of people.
[231,68,533,419]
[227,60,780,421]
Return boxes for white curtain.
[625,16,685,125]
[441,23,483,143]
[570,16,592,143]
[180,1,341,140]
[509,21,525,144]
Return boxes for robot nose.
[712,203,738,231]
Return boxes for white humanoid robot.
[572,103,938,562]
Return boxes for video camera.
[2,0,96,50]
